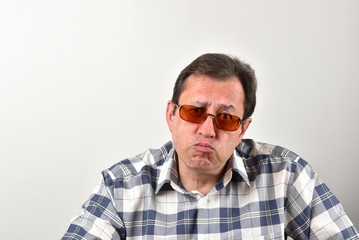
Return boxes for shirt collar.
[155,147,176,194]
[155,146,250,194]
[232,149,250,186]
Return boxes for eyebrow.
[191,101,236,111]
[218,104,236,111]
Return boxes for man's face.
[166,74,251,176]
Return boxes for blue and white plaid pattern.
[62,139,358,239]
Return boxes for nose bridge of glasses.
[204,113,215,120]
[201,113,216,126]
[197,113,217,134]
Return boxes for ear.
[238,118,252,140]
[166,101,175,132]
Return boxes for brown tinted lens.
[215,113,241,131]
[179,105,241,131]
[179,105,206,123]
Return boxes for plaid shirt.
[62,139,358,239]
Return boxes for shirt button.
[199,197,207,207]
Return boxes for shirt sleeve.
[61,176,126,240]
[285,158,359,239]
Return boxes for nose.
[197,114,216,138]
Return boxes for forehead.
[179,74,245,113]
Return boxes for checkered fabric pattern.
[62,139,358,239]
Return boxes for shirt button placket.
[197,196,209,240]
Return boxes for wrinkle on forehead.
[179,75,245,117]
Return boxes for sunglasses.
[175,104,242,131]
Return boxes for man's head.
[166,53,257,183]
[171,53,257,121]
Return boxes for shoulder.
[101,141,174,186]
[236,139,312,178]
[237,138,301,162]
[236,139,319,193]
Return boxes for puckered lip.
[193,141,215,152]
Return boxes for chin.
[189,157,214,170]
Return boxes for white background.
[1,1,358,239]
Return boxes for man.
[63,53,358,239]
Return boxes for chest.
[115,178,288,239]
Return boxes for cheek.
[220,132,242,151]
[171,121,191,144]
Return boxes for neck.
[177,160,226,196]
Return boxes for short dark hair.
[171,53,257,120]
